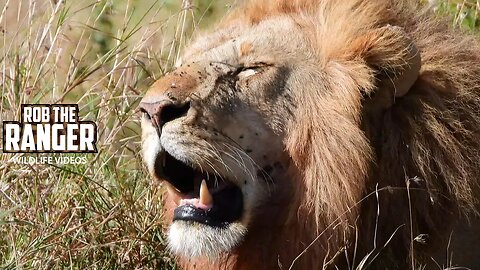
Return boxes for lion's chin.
[167,220,247,258]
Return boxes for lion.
[139,0,480,269]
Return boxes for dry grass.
[0,0,477,269]
[0,0,234,268]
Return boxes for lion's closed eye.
[236,64,270,79]
[237,68,259,79]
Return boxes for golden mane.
[173,0,480,268]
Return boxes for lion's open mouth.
[156,152,244,227]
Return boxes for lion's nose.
[139,100,191,129]
[140,63,204,129]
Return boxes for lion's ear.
[347,25,421,101]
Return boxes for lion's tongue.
[167,180,213,211]
[179,198,212,210]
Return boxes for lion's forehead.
[179,16,310,68]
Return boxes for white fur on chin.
[168,220,247,259]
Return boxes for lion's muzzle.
[139,62,245,229]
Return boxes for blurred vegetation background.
[0,0,478,269]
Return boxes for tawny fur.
[147,0,480,269]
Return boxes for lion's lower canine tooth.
[165,182,182,205]
[199,179,213,206]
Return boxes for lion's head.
[140,0,480,269]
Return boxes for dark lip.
[173,184,243,227]
[155,151,244,226]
